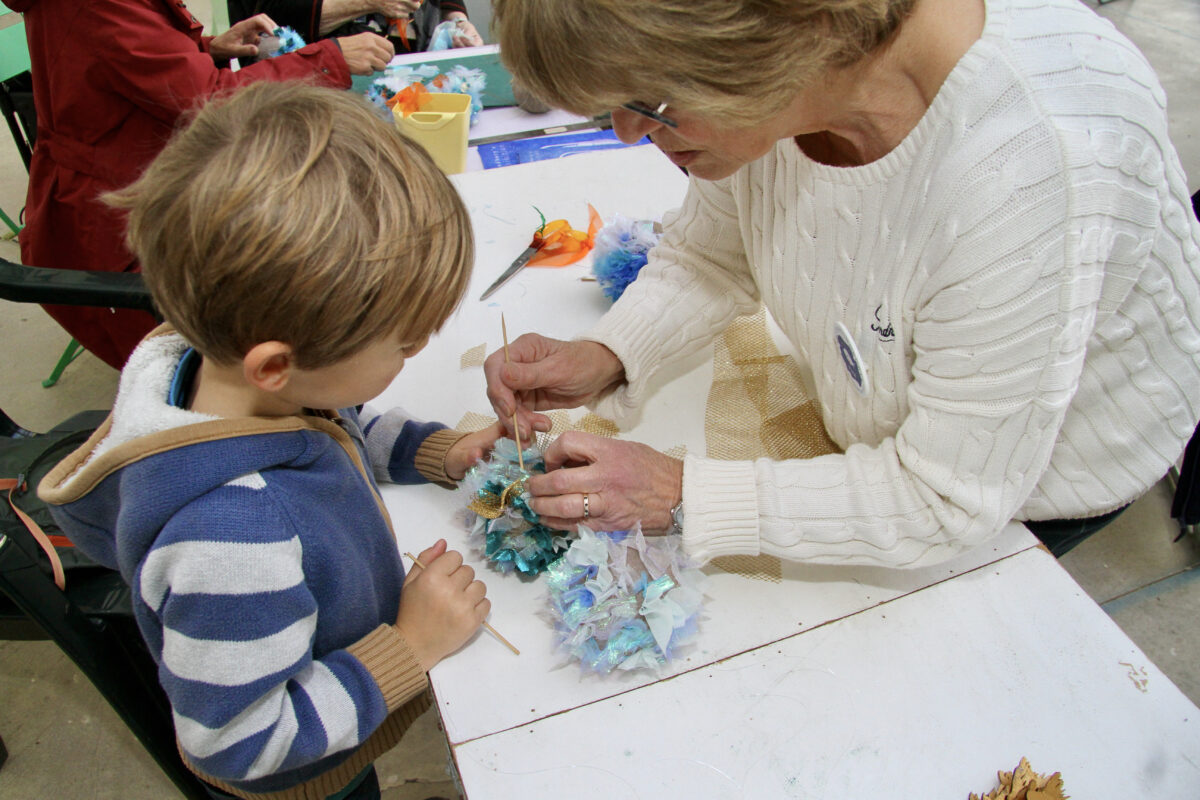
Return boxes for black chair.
[0,68,34,172]
[0,262,203,798]
[0,68,33,236]
[1168,189,1200,540]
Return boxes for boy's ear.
[243,342,295,393]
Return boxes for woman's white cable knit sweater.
[586,0,1200,568]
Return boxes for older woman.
[484,0,1200,567]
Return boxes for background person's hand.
[337,32,394,75]
[395,540,490,671]
[444,420,506,480]
[484,335,625,440]
[449,19,483,47]
[209,13,277,61]
[377,0,422,17]
[524,432,683,533]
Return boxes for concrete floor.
[2,0,1199,798]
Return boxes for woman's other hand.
[484,335,625,439]
[395,540,490,671]
[337,31,395,75]
[209,13,277,61]
[525,432,683,533]
[444,421,507,481]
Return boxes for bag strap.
[1,477,67,591]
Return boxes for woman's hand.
[525,432,683,533]
[336,31,395,75]
[484,335,625,440]
[444,421,506,481]
[395,540,490,671]
[209,13,277,61]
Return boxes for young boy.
[38,82,501,800]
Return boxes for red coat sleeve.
[86,0,350,127]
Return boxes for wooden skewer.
[500,313,525,471]
[405,553,520,655]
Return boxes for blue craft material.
[544,525,707,674]
[428,20,458,51]
[591,215,662,302]
[262,26,306,57]
[478,130,650,169]
[460,438,572,576]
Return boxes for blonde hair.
[493,0,916,124]
[107,82,473,368]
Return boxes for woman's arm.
[681,152,1098,569]
[584,175,761,426]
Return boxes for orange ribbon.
[527,204,603,268]
[387,82,430,117]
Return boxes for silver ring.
[582,492,590,519]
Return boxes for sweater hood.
[38,327,360,581]
[4,1,36,11]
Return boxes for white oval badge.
[834,321,870,397]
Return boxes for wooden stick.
[404,553,520,656]
[500,313,525,471]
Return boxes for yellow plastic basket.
[395,93,471,175]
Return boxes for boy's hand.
[396,541,490,671]
[444,421,506,480]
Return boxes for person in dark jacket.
[229,0,483,55]
[7,0,393,369]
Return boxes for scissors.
[478,231,544,301]
[478,207,601,300]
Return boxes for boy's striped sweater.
[40,328,465,799]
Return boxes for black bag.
[0,411,110,590]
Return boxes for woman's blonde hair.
[106,82,473,368]
[494,0,916,124]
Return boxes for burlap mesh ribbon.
[706,310,839,582]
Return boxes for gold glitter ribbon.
[467,476,528,520]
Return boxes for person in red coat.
[7,0,393,369]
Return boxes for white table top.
[453,546,1200,797]
[373,146,1200,797]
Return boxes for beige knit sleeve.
[346,625,429,711]
[413,428,471,485]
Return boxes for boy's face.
[279,333,429,411]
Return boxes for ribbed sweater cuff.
[579,312,665,427]
[681,455,760,563]
[414,428,470,485]
[347,625,428,711]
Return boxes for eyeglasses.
[621,101,678,129]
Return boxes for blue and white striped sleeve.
[136,484,422,783]
[357,404,467,484]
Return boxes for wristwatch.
[668,499,684,534]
